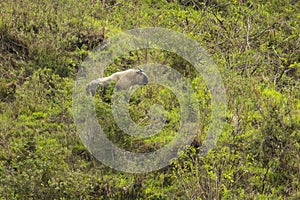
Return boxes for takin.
[86,68,149,96]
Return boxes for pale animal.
[86,69,149,96]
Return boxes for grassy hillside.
[0,0,299,199]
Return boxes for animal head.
[135,69,149,85]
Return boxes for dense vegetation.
[1,0,299,199]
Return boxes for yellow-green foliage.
[0,0,299,199]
